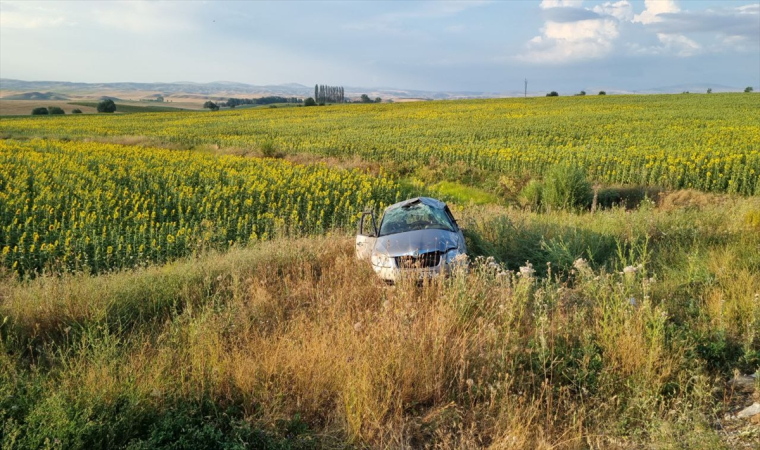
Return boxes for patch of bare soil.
[716,374,759,448]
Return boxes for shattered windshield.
[378,202,455,236]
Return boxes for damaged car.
[356,197,468,282]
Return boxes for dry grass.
[0,100,98,115]
[3,223,750,448]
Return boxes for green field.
[1,94,758,449]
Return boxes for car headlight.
[445,249,461,263]
[371,253,393,268]
[445,249,468,265]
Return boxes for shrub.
[542,165,591,211]
[71,109,83,114]
[546,91,559,97]
[97,99,116,113]
[259,140,279,158]
[48,106,65,115]
[745,87,754,93]
[304,97,316,106]
[31,107,49,115]
[518,179,543,210]
[599,91,606,95]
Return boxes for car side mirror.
[358,211,378,237]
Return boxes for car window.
[378,203,455,236]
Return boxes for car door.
[355,211,378,260]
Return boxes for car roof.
[384,197,447,212]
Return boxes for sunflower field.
[0,139,399,275]
[1,93,758,194]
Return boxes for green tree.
[745,87,754,93]
[71,109,83,114]
[375,97,382,103]
[546,91,559,97]
[31,107,48,115]
[203,101,219,111]
[706,88,712,94]
[578,91,586,96]
[97,99,116,113]
[304,97,317,107]
[48,106,65,115]
[598,91,606,95]
[360,94,372,103]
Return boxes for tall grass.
[2,196,758,448]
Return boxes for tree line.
[315,85,344,104]
[225,97,303,108]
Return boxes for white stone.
[736,402,760,419]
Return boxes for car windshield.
[378,202,455,236]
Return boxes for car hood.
[374,229,461,257]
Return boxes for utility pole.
[524,78,528,98]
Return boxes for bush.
[542,165,592,211]
[48,106,65,115]
[71,109,83,114]
[745,87,754,93]
[31,107,49,115]
[518,179,543,210]
[97,99,116,113]
[598,91,606,95]
[259,140,279,158]
[546,91,559,97]
[304,97,316,107]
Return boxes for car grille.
[395,251,442,269]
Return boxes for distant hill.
[0,78,492,101]
[2,91,70,100]
[0,79,752,102]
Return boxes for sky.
[1,0,758,93]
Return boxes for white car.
[356,197,468,282]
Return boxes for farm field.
[0,94,759,449]
[1,93,758,194]
[0,100,98,116]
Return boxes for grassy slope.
[0,100,98,115]
[2,197,759,449]
[67,101,192,113]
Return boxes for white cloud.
[89,2,199,33]
[518,0,758,64]
[539,0,584,9]
[592,1,633,22]
[655,33,700,57]
[0,1,198,33]
[0,1,74,29]
[737,4,760,14]
[519,17,619,63]
[633,0,679,25]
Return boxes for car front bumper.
[372,259,467,283]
